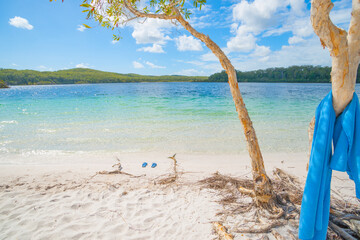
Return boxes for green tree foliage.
[2,66,358,86]
[0,68,207,85]
[208,65,360,83]
[0,79,9,88]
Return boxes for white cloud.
[37,65,53,71]
[227,26,257,52]
[175,35,203,51]
[145,61,165,69]
[288,36,304,45]
[9,16,33,30]
[222,0,354,72]
[133,61,144,69]
[259,56,270,62]
[252,45,271,57]
[138,44,165,53]
[131,18,172,45]
[76,63,90,68]
[182,60,206,66]
[232,36,331,71]
[11,63,18,67]
[200,62,223,74]
[330,4,352,29]
[268,37,331,67]
[227,0,290,53]
[232,0,287,33]
[227,0,313,54]
[77,25,86,32]
[129,18,174,54]
[111,40,119,44]
[174,68,207,76]
[289,0,307,15]
[200,52,218,62]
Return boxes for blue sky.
[0,0,353,76]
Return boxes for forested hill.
[1,66,360,86]
[0,68,207,85]
[209,65,360,83]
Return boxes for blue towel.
[299,91,360,240]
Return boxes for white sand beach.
[0,152,358,240]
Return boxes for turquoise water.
[1,82,359,155]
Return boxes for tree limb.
[311,0,353,115]
[311,0,347,56]
[347,0,360,97]
[123,0,179,20]
[348,0,360,65]
[329,221,358,240]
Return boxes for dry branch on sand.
[97,157,144,178]
[213,222,234,240]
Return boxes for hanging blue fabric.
[299,91,360,240]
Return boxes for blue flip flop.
[151,163,157,168]
[142,162,148,168]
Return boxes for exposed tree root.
[235,220,285,233]
[260,235,269,240]
[199,169,360,239]
[271,229,285,240]
[287,230,298,240]
[213,222,234,240]
[329,221,358,240]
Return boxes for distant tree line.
[1,66,359,86]
[208,65,360,83]
[0,68,207,85]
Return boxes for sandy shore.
[0,152,358,239]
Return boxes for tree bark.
[174,13,273,204]
[311,0,360,115]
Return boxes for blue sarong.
[299,91,360,240]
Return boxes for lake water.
[1,82,359,156]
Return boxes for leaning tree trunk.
[311,0,360,115]
[174,14,274,205]
[123,0,274,205]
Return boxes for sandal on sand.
[142,162,148,168]
[151,163,157,168]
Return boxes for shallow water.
[1,82,359,156]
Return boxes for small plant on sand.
[157,153,179,185]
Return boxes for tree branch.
[311,0,354,115]
[310,0,348,57]
[348,0,360,66]
[123,0,179,20]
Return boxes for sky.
[0,0,353,76]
